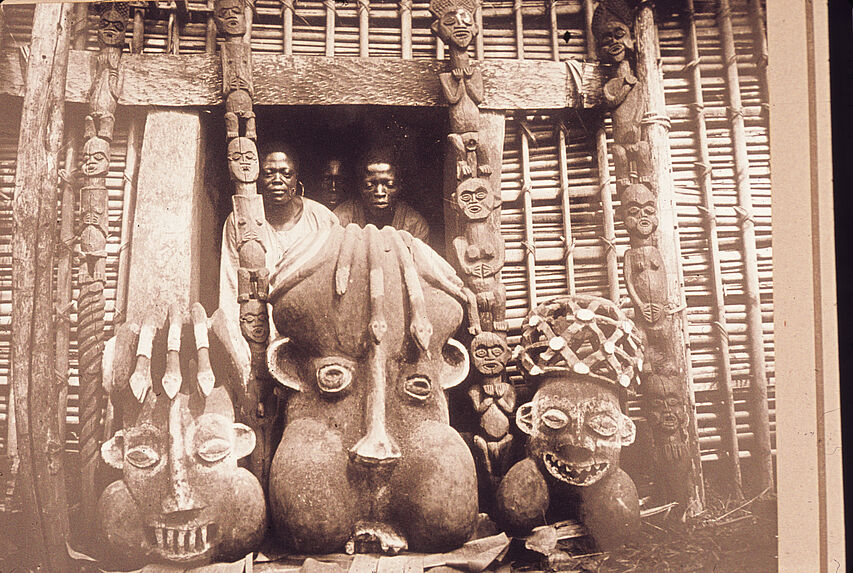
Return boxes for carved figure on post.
[98,305,266,567]
[619,183,668,328]
[264,223,478,554]
[89,2,127,141]
[497,296,643,550]
[468,331,515,486]
[215,0,256,139]
[430,0,490,180]
[592,0,650,191]
[451,177,506,332]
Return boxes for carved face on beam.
[227,137,259,184]
[471,331,509,377]
[360,151,400,218]
[620,184,657,239]
[99,387,266,565]
[98,6,128,47]
[432,7,478,50]
[214,0,247,37]
[260,149,299,207]
[265,224,478,554]
[516,378,635,487]
[81,137,110,178]
[454,177,496,222]
[597,20,634,65]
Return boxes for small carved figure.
[468,331,515,484]
[430,0,490,180]
[334,147,430,242]
[265,223,478,554]
[78,135,111,281]
[497,296,643,550]
[592,0,650,191]
[619,184,668,327]
[89,3,128,141]
[221,42,256,140]
[451,177,506,332]
[99,309,266,567]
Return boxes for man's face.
[214,0,246,36]
[435,8,478,50]
[320,160,343,205]
[597,21,634,65]
[81,137,110,177]
[98,9,126,47]
[260,151,299,206]
[227,138,259,184]
[360,161,399,216]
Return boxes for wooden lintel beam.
[0,49,603,110]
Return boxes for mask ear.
[439,338,469,390]
[430,20,440,36]
[233,423,256,459]
[266,337,302,392]
[515,402,534,435]
[620,413,636,446]
[101,430,125,470]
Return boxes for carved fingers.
[191,303,215,396]
[129,314,157,403]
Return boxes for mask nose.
[162,399,196,514]
[348,346,401,468]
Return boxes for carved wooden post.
[214,0,274,488]
[11,2,73,568]
[592,0,703,515]
[76,1,128,529]
[431,0,512,496]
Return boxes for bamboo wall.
[0,0,774,508]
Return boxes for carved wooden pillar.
[592,0,703,515]
[11,2,73,568]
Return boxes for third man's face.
[360,162,399,216]
[261,152,298,207]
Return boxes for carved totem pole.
[77,1,128,529]
[213,0,275,488]
[431,0,513,492]
[593,0,702,513]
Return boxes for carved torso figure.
[264,224,478,554]
[215,0,256,139]
[89,3,127,141]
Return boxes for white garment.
[219,197,339,339]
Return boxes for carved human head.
[239,299,269,344]
[430,0,480,50]
[642,371,689,440]
[227,137,259,184]
[592,0,634,65]
[359,147,400,217]
[619,183,657,238]
[259,143,300,207]
[214,0,247,37]
[470,331,509,377]
[81,136,111,177]
[454,177,497,222]
[100,386,265,565]
[98,3,129,47]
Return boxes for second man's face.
[360,162,399,215]
[261,152,299,206]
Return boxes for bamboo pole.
[282,0,294,55]
[475,5,484,60]
[167,9,179,54]
[635,2,705,514]
[746,0,769,120]
[400,0,412,59]
[72,2,89,51]
[557,125,576,295]
[206,0,217,53]
[113,114,144,327]
[358,0,369,57]
[520,124,537,310]
[548,0,559,62]
[716,0,773,492]
[131,7,144,53]
[513,0,524,59]
[324,0,335,56]
[11,3,73,568]
[684,0,742,499]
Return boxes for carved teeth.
[543,453,608,486]
[166,528,175,549]
[200,524,208,545]
[188,528,196,550]
[155,527,164,547]
[177,529,186,549]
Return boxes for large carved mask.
[98,307,266,566]
[265,224,478,554]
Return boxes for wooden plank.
[10,2,73,569]
[0,49,602,110]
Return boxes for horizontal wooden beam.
[0,49,602,110]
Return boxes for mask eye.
[126,446,160,469]
[587,413,619,437]
[317,363,352,395]
[404,376,432,402]
[541,408,568,430]
[197,438,232,463]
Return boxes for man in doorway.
[219,142,339,337]
[334,147,430,242]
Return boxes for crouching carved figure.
[497,296,643,550]
[265,223,478,554]
[98,304,266,566]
